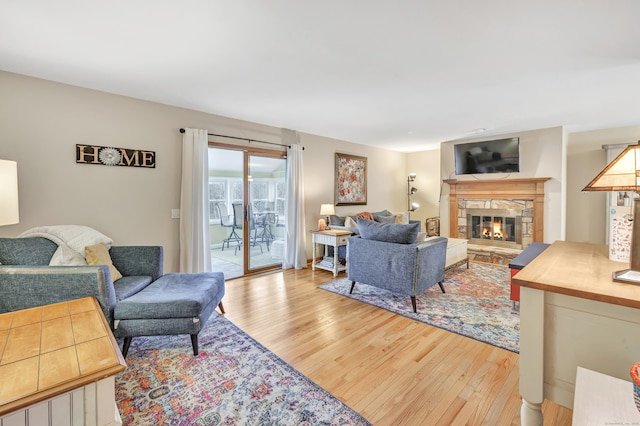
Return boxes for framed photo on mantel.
[335,152,367,206]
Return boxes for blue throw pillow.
[356,217,420,244]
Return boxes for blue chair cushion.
[114,272,225,320]
[113,276,153,301]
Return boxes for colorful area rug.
[320,262,519,353]
[115,315,371,425]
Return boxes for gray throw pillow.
[376,214,397,224]
[372,210,392,221]
[356,217,420,244]
[329,214,345,226]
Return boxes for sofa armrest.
[0,265,117,325]
[109,246,163,280]
[414,237,448,292]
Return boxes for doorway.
[208,146,286,278]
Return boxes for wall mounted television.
[454,137,520,175]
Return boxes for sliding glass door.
[208,145,286,278]
[247,154,286,271]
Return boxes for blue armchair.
[347,223,448,313]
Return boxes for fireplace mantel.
[445,178,551,244]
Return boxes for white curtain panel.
[180,128,212,273]
[282,129,307,269]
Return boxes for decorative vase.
[630,362,640,413]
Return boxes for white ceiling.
[2,1,640,152]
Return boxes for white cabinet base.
[0,377,121,426]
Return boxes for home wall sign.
[76,144,156,168]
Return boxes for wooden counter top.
[512,240,640,309]
[0,297,126,416]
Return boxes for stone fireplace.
[445,178,550,264]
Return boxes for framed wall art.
[335,152,367,205]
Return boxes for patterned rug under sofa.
[320,262,519,353]
[115,315,371,425]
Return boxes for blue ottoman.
[508,243,549,311]
[113,272,225,357]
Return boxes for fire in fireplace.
[467,208,523,249]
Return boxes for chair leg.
[349,281,356,294]
[191,334,199,356]
[223,226,242,251]
[411,296,417,313]
[438,281,445,293]
[122,337,133,358]
[218,301,225,314]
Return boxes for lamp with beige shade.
[319,203,335,230]
[583,141,640,284]
[0,159,19,226]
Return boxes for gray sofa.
[347,218,448,313]
[0,236,225,357]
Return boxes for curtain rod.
[179,128,304,150]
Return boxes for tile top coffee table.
[0,297,126,425]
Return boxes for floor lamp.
[0,159,19,226]
[583,141,640,284]
[407,173,419,217]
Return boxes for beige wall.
[3,70,636,269]
[566,125,640,244]
[0,71,416,272]
[439,127,567,243]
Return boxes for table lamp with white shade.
[0,159,19,226]
[319,203,335,230]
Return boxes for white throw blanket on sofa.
[19,225,113,266]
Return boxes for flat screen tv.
[454,137,520,175]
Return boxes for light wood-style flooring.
[223,266,573,426]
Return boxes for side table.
[310,229,352,277]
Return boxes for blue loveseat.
[0,236,225,357]
[0,237,163,325]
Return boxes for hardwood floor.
[223,266,573,425]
